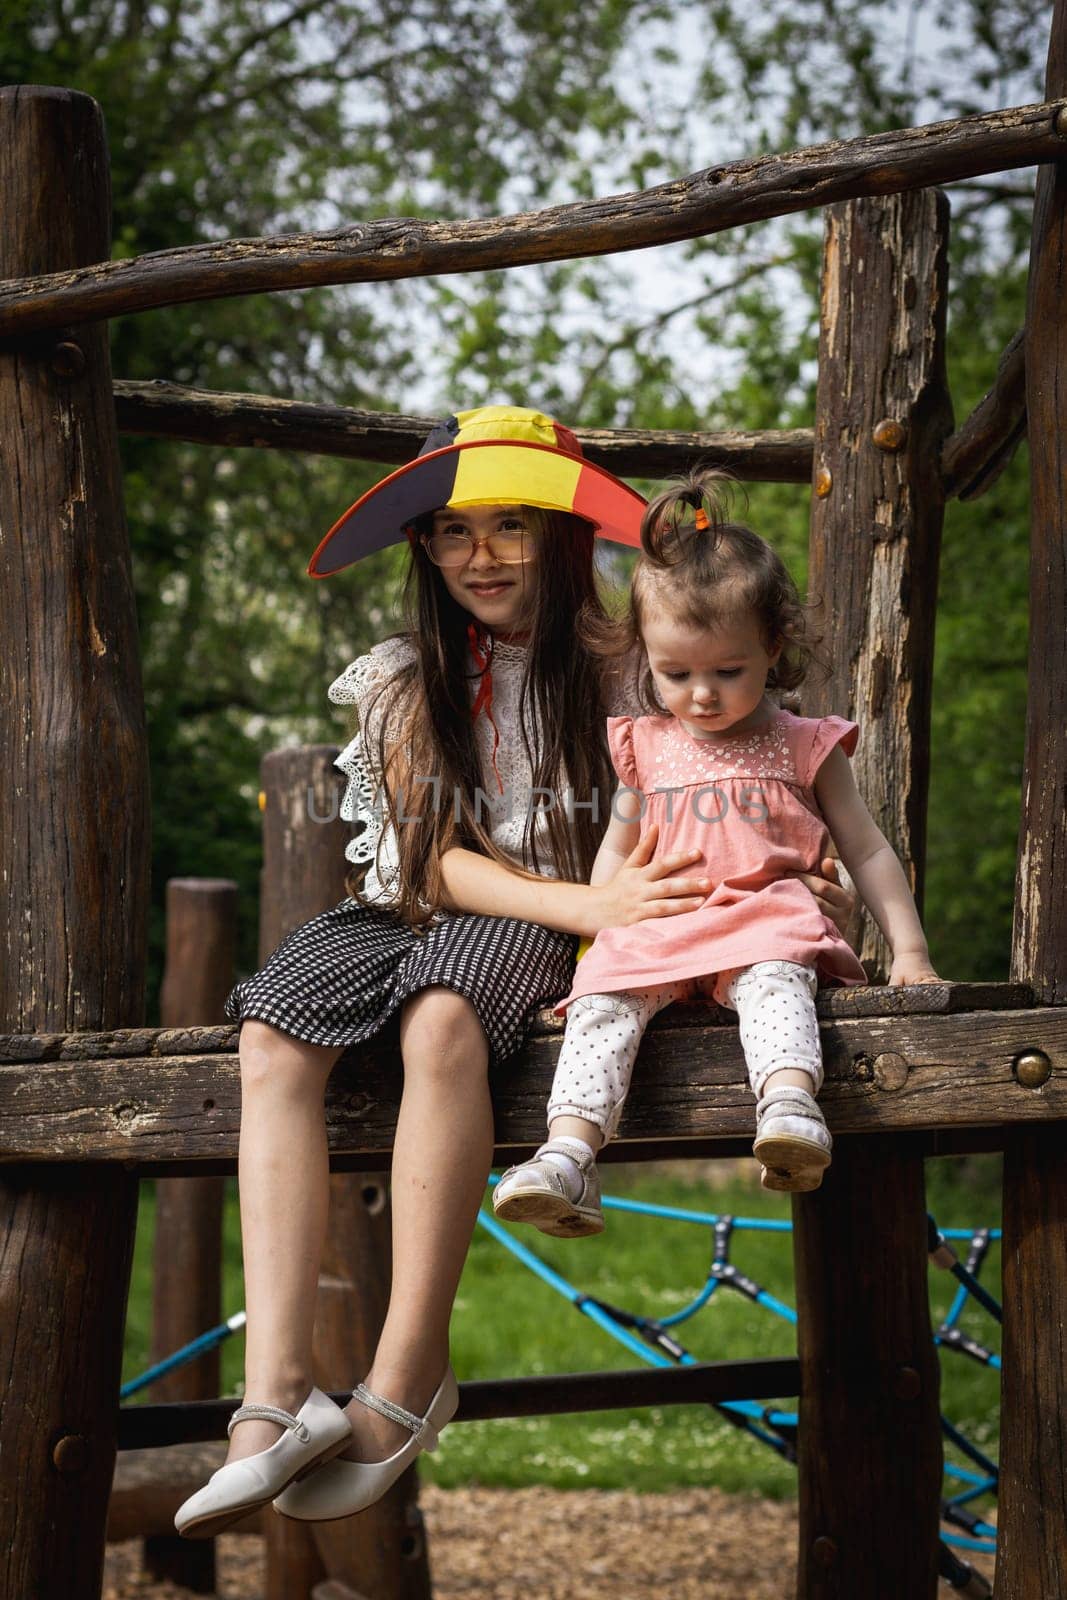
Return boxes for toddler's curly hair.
[624,470,826,697]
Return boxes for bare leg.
[341,987,492,1462]
[226,1020,342,1463]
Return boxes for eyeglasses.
[421,528,533,568]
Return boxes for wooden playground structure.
[1,2,1066,1592]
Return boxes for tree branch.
[572,251,797,412]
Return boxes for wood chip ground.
[103,1484,996,1597]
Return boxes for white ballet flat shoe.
[174,1386,352,1539]
[273,1366,459,1522]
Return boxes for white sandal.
[174,1387,351,1539]
[273,1367,459,1522]
[753,1085,832,1193]
[492,1140,604,1237]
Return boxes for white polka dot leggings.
[548,960,822,1142]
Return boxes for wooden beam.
[0,980,1035,1065]
[806,188,953,974]
[793,1140,941,1597]
[109,1443,239,1543]
[0,1003,1064,1167]
[998,1126,1067,1599]
[1013,43,1067,1010]
[998,6,1067,1595]
[254,746,433,1600]
[144,879,235,1594]
[116,1360,802,1449]
[113,349,1030,501]
[795,190,951,1599]
[2,101,1066,337]
[112,380,816,482]
[0,85,147,1600]
[940,328,1027,500]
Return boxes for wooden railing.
[2,7,1067,1591]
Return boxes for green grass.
[123,1156,1002,1501]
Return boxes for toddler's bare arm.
[814,747,940,984]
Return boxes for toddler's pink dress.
[560,709,868,1010]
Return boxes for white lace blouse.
[328,634,643,906]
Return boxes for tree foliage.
[1,0,1047,999]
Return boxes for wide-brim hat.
[308,405,647,577]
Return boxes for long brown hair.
[355,507,618,925]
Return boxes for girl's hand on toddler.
[593,826,710,928]
[888,952,941,986]
[790,856,855,937]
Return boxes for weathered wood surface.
[2,101,1066,337]
[0,981,1036,1065]
[806,190,953,978]
[109,1444,245,1543]
[1,1004,1064,1166]
[257,746,432,1600]
[116,1361,803,1450]
[0,85,146,1600]
[145,879,235,1594]
[1013,25,1067,1008]
[793,1139,942,1598]
[796,192,947,1598]
[940,328,1027,500]
[310,1175,432,1600]
[114,381,816,483]
[144,1179,222,1594]
[997,1127,1067,1600]
[114,374,1033,503]
[0,89,150,1034]
[997,11,1067,1595]
[258,748,344,1600]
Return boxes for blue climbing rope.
[121,1180,1000,1589]
[479,1177,1001,1571]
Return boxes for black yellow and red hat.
[308,405,646,577]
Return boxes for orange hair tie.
[693,507,710,531]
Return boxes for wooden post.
[806,190,953,976]
[793,189,951,1600]
[793,1140,942,1598]
[997,8,1067,1597]
[0,86,149,1600]
[259,747,431,1600]
[142,879,237,1591]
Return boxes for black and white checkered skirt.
[225,897,578,1065]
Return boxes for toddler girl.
[494,475,939,1234]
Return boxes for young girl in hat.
[492,473,939,1240]
[176,414,852,1536]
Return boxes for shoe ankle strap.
[758,1085,818,1110]
[227,1401,309,1442]
[352,1383,423,1437]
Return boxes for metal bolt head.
[894,1365,922,1401]
[872,1051,909,1091]
[814,466,833,499]
[51,340,86,378]
[1013,1049,1052,1089]
[52,1434,90,1474]
[812,1535,838,1567]
[873,418,906,452]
